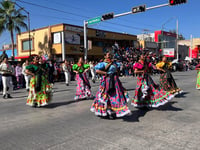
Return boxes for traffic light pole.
[114,3,169,18]
[84,2,185,61]
[84,20,88,61]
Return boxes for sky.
[0,0,199,49]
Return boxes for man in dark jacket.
[48,60,55,84]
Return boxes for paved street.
[0,71,199,150]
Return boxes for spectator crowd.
[0,46,199,93]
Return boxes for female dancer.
[131,55,173,108]
[90,51,130,118]
[195,62,200,90]
[25,55,52,107]
[72,57,92,100]
[156,56,182,95]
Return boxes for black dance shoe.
[7,94,12,98]
[3,95,6,99]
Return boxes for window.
[53,32,61,44]
[93,41,104,47]
[22,39,33,51]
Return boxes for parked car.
[172,59,184,71]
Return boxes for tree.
[38,34,56,59]
[178,34,185,40]
[0,0,27,58]
[169,29,185,40]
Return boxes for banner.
[163,48,175,57]
[65,32,80,45]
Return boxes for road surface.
[0,71,199,150]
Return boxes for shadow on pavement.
[175,91,189,98]
[123,108,150,122]
[44,98,94,109]
[123,101,183,122]
[156,101,183,111]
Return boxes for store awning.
[14,56,29,59]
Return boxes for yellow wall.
[193,38,200,48]
[52,44,62,54]
[51,24,64,33]
[179,39,200,48]
[17,27,50,57]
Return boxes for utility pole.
[84,21,88,61]
[190,35,193,59]
[176,19,179,60]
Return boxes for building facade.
[17,23,137,61]
[0,44,17,59]
[155,30,177,50]
[178,38,200,59]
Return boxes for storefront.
[17,23,137,61]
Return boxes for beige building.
[178,38,200,58]
[139,40,158,51]
[16,23,137,61]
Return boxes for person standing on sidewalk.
[0,57,13,99]
[22,59,31,91]
[89,61,96,83]
[62,60,71,86]
[15,63,23,89]
[48,60,55,85]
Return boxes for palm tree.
[0,0,27,58]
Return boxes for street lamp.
[14,2,31,57]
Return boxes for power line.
[29,13,82,22]
[40,0,162,30]
[15,0,158,33]
[30,13,138,34]
[15,0,90,19]
[41,0,95,15]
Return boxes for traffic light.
[102,13,114,21]
[132,5,146,14]
[80,46,84,52]
[169,0,187,6]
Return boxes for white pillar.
[84,21,88,61]
[190,35,193,59]
[176,19,179,60]
[61,31,66,61]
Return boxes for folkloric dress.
[195,64,200,90]
[72,63,92,100]
[131,62,173,108]
[26,63,52,107]
[156,61,182,94]
[90,60,130,117]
